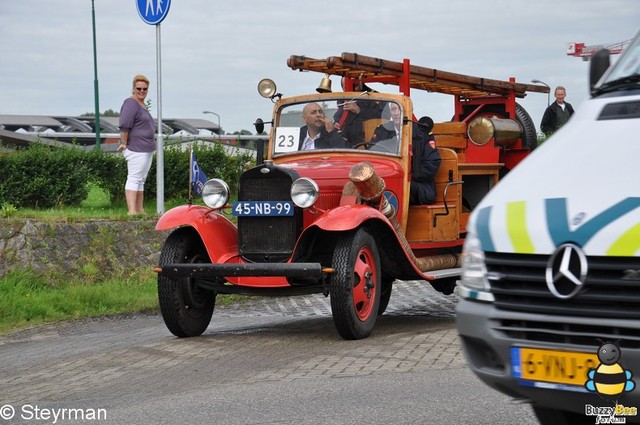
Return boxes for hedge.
[0,141,254,209]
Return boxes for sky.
[1,1,639,135]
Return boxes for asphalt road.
[0,281,539,425]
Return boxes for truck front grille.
[237,165,301,263]
[486,252,640,320]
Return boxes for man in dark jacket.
[333,78,385,146]
[540,86,575,135]
[298,102,346,150]
[410,117,441,205]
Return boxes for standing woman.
[118,75,156,215]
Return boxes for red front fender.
[156,205,238,264]
[310,204,391,231]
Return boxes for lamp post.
[202,110,221,139]
[531,79,551,106]
[91,0,101,147]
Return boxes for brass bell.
[316,75,332,93]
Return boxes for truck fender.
[156,205,238,263]
[310,204,391,231]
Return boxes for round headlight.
[291,178,319,208]
[257,78,277,99]
[202,179,230,209]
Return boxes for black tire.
[532,406,594,425]
[157,229,215,337]
[516,103,538,151]
[457,103,538,151]
[330,229,381,340]
[378,278,393,315]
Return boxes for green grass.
[0,270,159,334]
[0,184,240,335]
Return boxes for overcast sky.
[1,1,638,134]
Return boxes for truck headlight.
[202,179,229,209]
[459,231,494,301]
[291,178,319,208]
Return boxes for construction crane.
[566,39,631,61]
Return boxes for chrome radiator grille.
[237,165,301,263]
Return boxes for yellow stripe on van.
[607,222,640,256]
[507,201,535,253]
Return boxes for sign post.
[136,0,172,215]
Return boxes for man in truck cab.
[332,77,385,146]
[371,105,441,204]
[299,102,346,150]
[410,116,441,205]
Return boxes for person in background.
[298,102,346,150]
[117,74,156,215]
[540,86,575,135]
[410,116,441,205]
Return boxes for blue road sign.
[136,0,171,25]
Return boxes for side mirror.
[254,118,265,135]
[590,49,611,94]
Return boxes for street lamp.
[531,79,551,106]
[202,110,221,139]
[91,0,101,147]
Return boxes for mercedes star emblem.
[545,243,588,299]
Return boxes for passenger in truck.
[332,77,385,146]
[299,102,346,150]
[409,116,441,205]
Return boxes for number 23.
[277,134,295,148]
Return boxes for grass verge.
[0,184,243,335]
[0,270,160,334]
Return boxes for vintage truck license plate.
[511,347,599,387]
[232,201,294,217]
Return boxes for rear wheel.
[516,103,538,151]
[330,229,381,340]
[157,229,216,337]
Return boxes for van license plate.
[511,347,598,387]
[232,201,294,216]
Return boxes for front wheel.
[330,229,381,340]
[157,229,216,337]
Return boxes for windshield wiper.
[592,74,640,96]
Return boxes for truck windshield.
[597,32,640,87]
[273,98,402,156]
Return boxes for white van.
[456,29,640,424]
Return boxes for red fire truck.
[154,52,548,340]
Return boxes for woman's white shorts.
[123,149,153,191]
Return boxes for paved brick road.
[0,281,460,404]
[0,281,536,425]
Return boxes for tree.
[80,109,120,117]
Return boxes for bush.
[0,141,255,208]
[0,144,89,208]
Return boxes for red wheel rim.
[352,246,377,321]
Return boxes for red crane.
[566,39,631,61]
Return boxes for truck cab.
[155,52,546,340]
